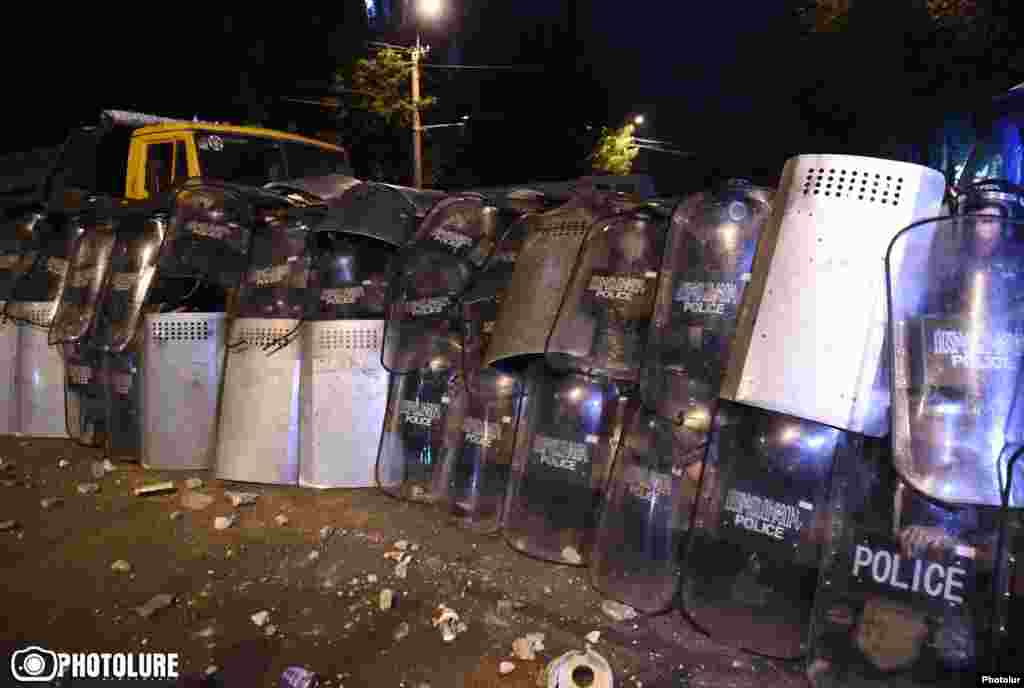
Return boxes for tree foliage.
[342,47,437,128]
[590,123,639,175]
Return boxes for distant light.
[633,115,645,126]
[461,115,470,120]
[419,0,443,18]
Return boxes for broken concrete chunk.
[394,555,412,579]
[586,630,601,644]
[0,520,18,532]
[226,491,258,507]
[432,605,467,643]
[512,633,545,661]
[264,624,277,636]
[111,560,133,573]
[499,661,516,675]
[0,479,18,488]
[184,478,204,490]
[102,459,116,473]
[40,497,64,510]
[601,599,638,622]
[90,461,106,479]
[251,610,270,627]
[58,459,70,469]
[182,492,215,511]
[135,481,176,496]
[77,483,100,495]
[561,546,583,565]
[169,511,183,521]
[274,514,289,527]
[393,622,410,642]
[367,574,379,584]
[394,540,409,551]
[319,526,336,540]
[379,589,394,611]
[136,594,174,619]
[308,551,320,562]
[214,514,237,531]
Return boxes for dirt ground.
[0,436,810,688]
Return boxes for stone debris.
[111,560,133,573]
[602,599,638,622]
[90,461,106,478]
[58,459,70,469]
[499,661,516,675]
[169,511,183,521]
[392,622,410,642]
[214,515,237,531]
[432,604,467,643]
[512,633,546,661]
[134,482,176,496]
[367,574,379,584]
[308,551,321,562]
[182,492,215,511]
[394,555,412,580]
[264,624,277,636]
[0,520,18,532]
[319,526,336,540]
[394,540,409,551]
[379,589,394,611]
[0,458,14,471]
[205,666,218,676]
[195,626,217,639]
[102,459,116,473]
[184,478,204,490]
[40,497,64,510]
[136,594,174,619]
[77,483,100,495]
[1,479,18,488]
[226,491,259,507]
[586,631,602,644]
[274,514,289,526]
[544,586,553,595]
[561,546,583,565]
[251,610,270,627]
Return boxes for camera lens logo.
[11,646,59,682]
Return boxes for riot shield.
[376,333,464,503]
[0,207,44,302]
[381,195,500,374]
[680,400,841,658]
[807,439,1020,686]
[440,280,523,532]
[5,214,79,328]
[305,231,393,321]
[486,190,641,369]
[48,210,117,345]
[62,342,109,447]
[159,180,254,289]
[887,212,1024,507]
[317,182,418,247]
[264,174,360,203]
[104,348,141,458]
[93,211,168,352]
[502,359,626,565]
[545,207,668,381]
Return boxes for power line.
[421,63,543,72]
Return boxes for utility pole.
[411,36,426,189]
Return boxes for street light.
[633,114,645,126]
[418,0,443,20]
[411,0,443,188]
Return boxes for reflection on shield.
[502,359,626,565]
[317,182,419,247]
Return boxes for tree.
[343,47,437,127]
[590,123,639,175]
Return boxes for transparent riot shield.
[545,207,668,381]
[159,180,254,289]
[5,214,79,328]
[215,211,311,485]
[104,348,141,458]
[887,211,1024,508]
[62,342,109,447]
[318,182,418,247]
[93,211,168,353]
[0,206,44,302]
[376,333,464,503]
[440,280,523,532]
[807,439,1021,687]
[49,212,117,346]
[502,359,626,565]
[381,195,500,374]
[680,400,842,658]
[298,230,396,489]
[486,190,641,369]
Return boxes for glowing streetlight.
[633,114,645,126]
[419,0,443,19]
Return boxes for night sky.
[2,4,1017,192]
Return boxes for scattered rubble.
[274,514,289,526]
[102,459,116,473]
[512,633,546,661]
[394,540,409,551]
[392,622,410,642]
[169,511,183,521]
[195,626,217,639]
[319,526,336,540]
[1,479,17,488]
[251,610,270,627]
[135,594,174,619]
[77,483,100,495]
[308,551,320,562]
[379,589,394,611]
[500,661,517,675]
[226,491,258,507]
[58,459,70,469]
[0,459,14,471]
[601,600,638,622]
[214,515,237,531]
[180,491,214,511]
[432,604,467,643]
[264,624,277,636]
[90,461,106,479]
[134,482,176,496]
[110,560,132,573]
[367,574,378,584]
[0,520,18,532]
[586,631,602,644]
[205,666,218,677]
[184,478,204,490]
[561,546,583,565]
[394,554,412,579]
[40,497,63,510]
